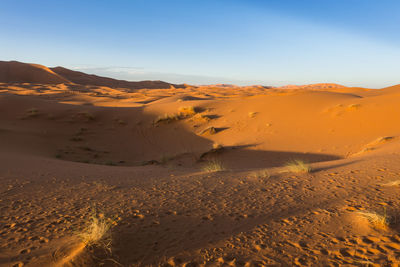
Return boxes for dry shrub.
[248,111,257,118]
[357,211,389,231]
[78,212,113,250]
[154,113,180,124]
[202,159,225,172]
[178,106,196,116]
[284,160,311,173]
[250,169,270,179]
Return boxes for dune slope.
[1,73,400,266]
[0,61,71,84]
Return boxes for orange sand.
[1,61,400,266]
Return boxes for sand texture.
[1,61,400,266]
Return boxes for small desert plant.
[200,126,217,135]
[382,180,400,186]
[284,160,311,173]
[248,112,257,118]
[178,106,196,116]
[191,113,211,123]
[357,210,389,231]
[212,142,223,150]
[78,212,113,249]
[27,107,39,115]
[21,108,39,119]
[375,136,395,143]
[77,111,95,121]
[154,113,180,124]
[56,211,115,266]
[347,104,361,110]
[202,159,225,172]
[249,169,270,179]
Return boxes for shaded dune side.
[51,67,183,90]
[0,61,184,90]
[0,61,71,84]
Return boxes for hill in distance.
[0,60,183,90]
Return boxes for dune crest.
[0,61,71,84]
[0,60,184,90]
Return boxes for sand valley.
[1,61,400,266]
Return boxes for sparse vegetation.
[248,111,257,118]
[21,108,39,119]
[284,160,311,173]
[357,210,389,231]
[154,106,199,125]
[178,106,196,116]
[154,113,180,124]
[382,180,400,186]
[212,142,223,150]
[375,136,395,143]
[202,159,225,172]
[190,113,211,123]
[347,104,361,110]
[78,212,113,249]
[249,169,270,179]
[77,111,95,121]
[200,126,217,135]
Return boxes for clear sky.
[1,0,400,87]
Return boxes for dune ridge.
[0,61,184,90]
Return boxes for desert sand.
[1,61,400,266]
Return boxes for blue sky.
[1,0,399,87]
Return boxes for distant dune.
[0,61,183,90]
[51,66,180,90]
[0,61,71,84]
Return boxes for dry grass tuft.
[154,113,180,124]
[357,211,389,231]
[21,108,39,119]
[202,159,225,172]
[200,126,217,135]
[284,160,311,173]
[248,111,257,118]
[77,111,95,121]
[178,106,196,116]
[154,107,198,125]
[27,107,39,116]
[191,113,211,123]
[249,169,270,179]
[382,180,400,186]
[347,103,361,110]
[212,142,223,150]
[78,212,113,250]
[56,212,115,266]
[375,136,395,143]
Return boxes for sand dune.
[51,66,181,90]
[0,61,182,90]
[0,61,71,84]
[1,63,400,266]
